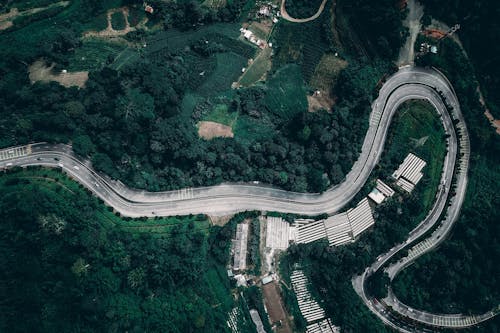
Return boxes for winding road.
[280,0,328,23]
[0,66,498,331]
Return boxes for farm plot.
[264,64,308,120]
[196,52,247,97]
[146,23,243,54]
[203,104,238,126]
[110,47,141,71]
[67,39,128,71]
[111,10,126,30]
[272,10,333,82]
[238,47,272,87]
[310,53,348,92]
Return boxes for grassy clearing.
[203,104,239,126]
[264,64,308,119]
[67,38,127,71]
[196,52,247,97]
[110,47,140,70]
[0,167,209,236]
[381,100,446,210]
[205,264,234,310]
[238,47,272,87]
[310,53,348,92]
[28,59,89,88]
[111,10,126,30]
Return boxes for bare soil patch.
[29,60,88,88]
[262,282,292,333]
[307,93,334,112]
[198,121,234,140]
[209,214,234,226]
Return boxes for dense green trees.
[389,36,500,325]
[418,0,500,118]
[0,170,239,332]
[338,0,407,59]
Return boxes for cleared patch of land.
[29,59,88,88]
[307,93,333,112]
[262,282,292,333]
[308,53,347,112]
[198,121,234,140]
[310,53,347,91]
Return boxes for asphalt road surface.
[1,66,497,331]
[0,67,462,218]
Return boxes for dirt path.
[397,0,424,66]
[0,1,69,31]
[84,7,134,38]
[280,0,328,23]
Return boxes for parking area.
[0,145,31,161]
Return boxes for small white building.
[368,179,395,204]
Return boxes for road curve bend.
[0,66,497,330]
[0,67,462,218]
[280,0,328,23]
[352,68,499,331]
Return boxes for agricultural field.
[378,100,446,209]
[67,38,129,71]
[271,1,334,82]
[197,52,248,97]
[264,64,308,120]
[238,47,272,87]
[310,53,348,93]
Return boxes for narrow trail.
[280,0,328,23]
[397,0,423,66]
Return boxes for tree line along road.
[0,66,497,331]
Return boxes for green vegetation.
[0,167,237,332]
[310,53,348,92]
[67,39,128,71]
[197,52,247,97]
[280,96,449,332]
[271,10,334,81]
[388,36,500,332]
[264,64,307,120]
[418,0,500,119]
[238,47,272,87]
[378,100,447,210]
[110,10,126,30]
[284,0,324,19]
[247,218,261,275]
[0,0,394,195]
[203,103,239,126]
[336,0,406,59]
